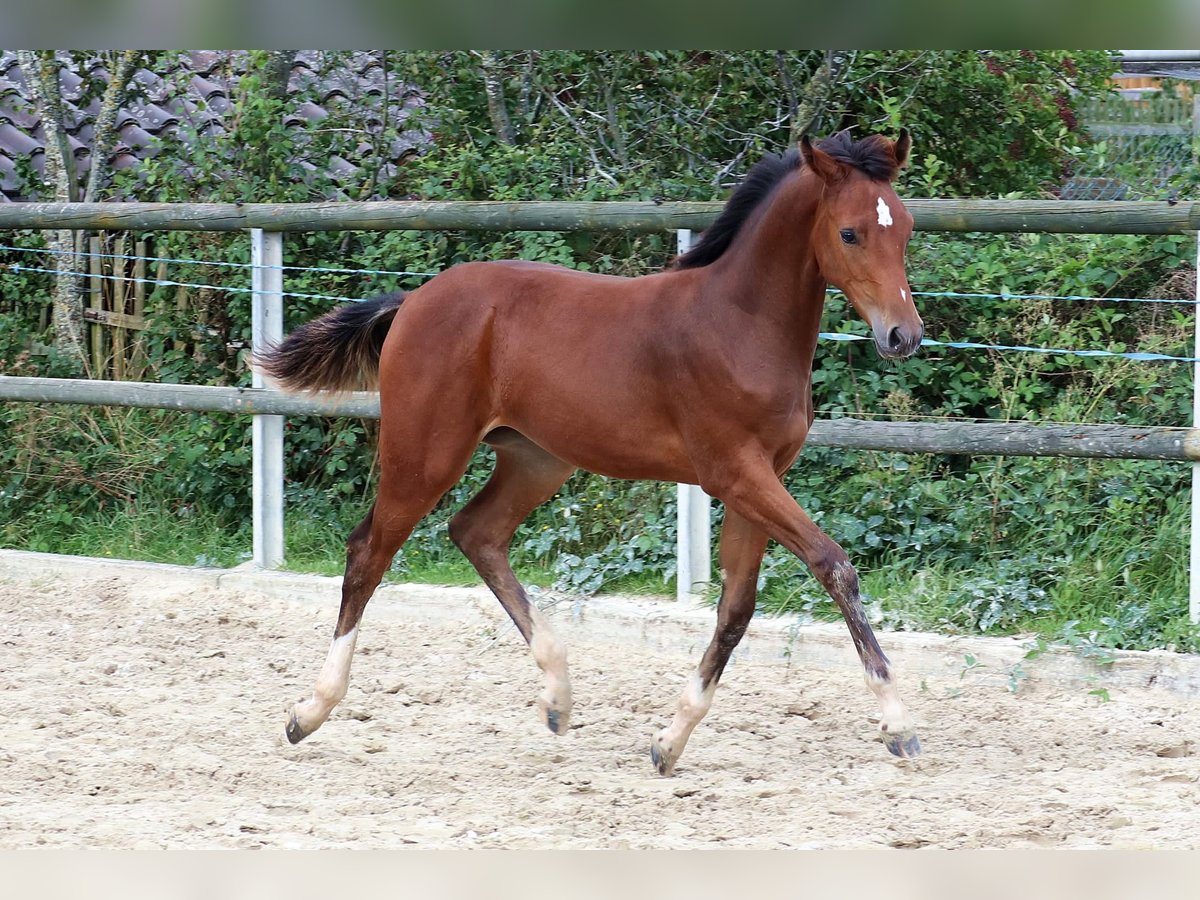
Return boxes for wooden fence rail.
[2,376,1197,462]
[1,199,1199,234]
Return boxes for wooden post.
[675,228,712,601]
[153,259,167,370]
[173,284,189,352]
[130,241,147,380]
[88,236,103,377]
[1193,89,1199,152]
[251,229,285,569]
[112,233,126,381]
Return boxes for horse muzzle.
[873,322,924,360]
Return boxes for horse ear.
[894,128,912,169]
[800,134,843,182]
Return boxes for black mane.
[818,130,901,181]
[675,149,800,270]
[675,132,900,270]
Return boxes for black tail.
[255,292,404,393]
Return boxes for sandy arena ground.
[2,560,1200,849]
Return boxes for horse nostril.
[887,326,905,352]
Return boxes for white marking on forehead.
[876,196,894,228]
[901,289,907,302]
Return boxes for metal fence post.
[1192,228,1200,624]
[675,228,712,600]
[1190,94,1200,624]
[251,229,285,569]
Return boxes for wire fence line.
[3,242,1196,306]
[866,289,1196,306]
[5,241,1199,362]
[6,262,369,304]
[8,258,1199,363]
[0,243,441,280]
[818,331,1200,363]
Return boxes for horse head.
[802,129,923,359]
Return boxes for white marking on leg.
[876,196,893,227]
[528,604,572,730]
[292,628,358,734]
[657,672,718,757]
[865,668,914,736]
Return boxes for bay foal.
[260,130,924,773]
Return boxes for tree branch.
[791,50,850,144]
[602,62,629,168]
[16,50,86,368]
[17,51,71,201]
[263,50,295,103]
[477,51,515,146]
[83,50,140,205]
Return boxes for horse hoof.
[883,730,921,759]
[285,711,311,745]
[538,700,570,736]
[650,736,677,776]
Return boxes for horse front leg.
[714,459,921,759]
[651,509,768,775]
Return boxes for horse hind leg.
[651,509,768,775]
[448,430,576,735]
[286,427,480,744]
[286,506,393,743]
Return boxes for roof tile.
[0,120,41,156]
[0,51,427,202]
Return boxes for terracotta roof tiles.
[0,50,426,202]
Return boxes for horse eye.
[840,229,857,245]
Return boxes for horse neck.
[701,169,828,349]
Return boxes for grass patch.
[0,498,252,568]
[4,481,1198,655]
